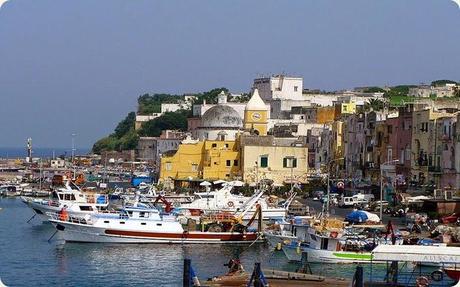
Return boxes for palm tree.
[364,98,385,111]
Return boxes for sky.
[0,0,459,149]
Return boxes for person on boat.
[224,259,244,275]
[59,205,69,221]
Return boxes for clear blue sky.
[0,0,459,149]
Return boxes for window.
[234,160,239,166]
[165,162,172,171]
[226,160,231,167]
[224,143,229,148]
[191,164,198,172]
[79,206,93,211]
[260,156,268,168]
[294,86,298,92]
[212,143,217,148]
[283,157,297,168]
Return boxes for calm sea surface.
[0,147,90,159]
[0,198,453,286]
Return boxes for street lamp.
[326,157,344,216]
[380,159,399,222]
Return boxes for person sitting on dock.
[59,205,69,222]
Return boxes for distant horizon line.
[0,146,91,150]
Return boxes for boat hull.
[306,248,374,263]
[444,268,460,281]
[49,220,261,244]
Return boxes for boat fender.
[430,270,443,282]
[276,242,282,251]
[296,246,301,254]
[415,276,429,287]
[227,201,234,208]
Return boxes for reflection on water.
[0,198,452,286]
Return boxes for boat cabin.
[118,207,163,221]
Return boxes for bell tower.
[244,89,268,136]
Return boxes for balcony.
[428,166,442,173]
[417,158,428,166]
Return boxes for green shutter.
[260,156,268,168]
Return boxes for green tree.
[363,87,386,93]
[431,80,458,87]
[92,136,118,154]
[138,110,188,137]
[137,93,182,114]
[364,98,385,111]
[114,112,136,138]
[194,87,229,104]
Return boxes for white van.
[339,193,372,208]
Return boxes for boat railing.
[201,212,236,222]
[47,212,92,225]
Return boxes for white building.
[253,75,304,101]
[161,103,185,114]
[135,113,162,130]
[408,84,458,98]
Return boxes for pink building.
[437,116,457,190]
[386,106,413,184]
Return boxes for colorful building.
[240,135,309,186]
[244,89,269,136]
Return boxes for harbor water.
[0,198,453,286]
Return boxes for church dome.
[245,89,266,111]
[201,105,243,129]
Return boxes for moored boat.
[22,181,109,221]
[48,204,263,244]
[179,182,293,221]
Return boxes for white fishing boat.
[47,201,263,244]
[21,181,109,221]
[276,217,402,263]
[0,184,23,197]
[179,182,293,221]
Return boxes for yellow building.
[335,102,357,115]
[159,138,241,187]
[240,135,309,186]
[244,89,268,136]
[411,108,455,183]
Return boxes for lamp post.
[380,159,399,222]
[326,157,344,216]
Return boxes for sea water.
[0,198,454,286]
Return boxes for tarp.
[362,211,380,223]
[346,210,368,223]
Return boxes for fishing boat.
[21,181,109,221]
[273,216,402,263]
[0,184,25,197]
[47,201,263,244]
[179,182,293,221]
